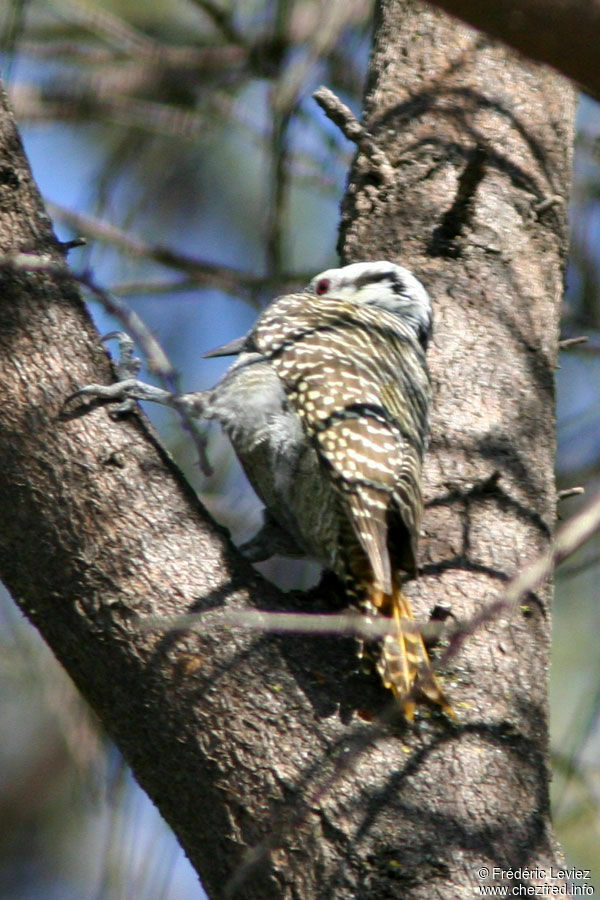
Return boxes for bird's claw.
[67,378,143,415]
[102,331,142,381]
[67,332,176,415]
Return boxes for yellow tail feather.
[373,586,454,720]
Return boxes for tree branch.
[427,0,600,99]
[46,202,268,298]
[313,85,395,183]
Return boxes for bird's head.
[306,260,432,348]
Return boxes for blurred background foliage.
[0,0,598,897]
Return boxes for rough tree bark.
[427,0,600,101]
[0,2,575,898]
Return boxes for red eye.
[315,278,330,296]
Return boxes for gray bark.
[0,1,575,897]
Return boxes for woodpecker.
[74,261,452,718]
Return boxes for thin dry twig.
[506,486,600,610]
[442,486,600,657]
[47,202,270,299]
[557,486,585,501]
[313,85,394,183]
[558,335,589,349]
[139,609,399,640]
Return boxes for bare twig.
[139,609,398,640]
[557,549,600,581]
[558,335,589,349]
[47,202,266,298]
[557,486,585,501]
[430,487,600,655]
[313,85,394,183]
[0,248,171,373]
[48,203,316,297]
[109,278,212,297]
[506,486,600,612]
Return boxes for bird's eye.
[315,278,330,296]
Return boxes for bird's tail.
[370,585,453,720]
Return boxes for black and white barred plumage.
[74,260,451,717]
[203,261,450,717]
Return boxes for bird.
[73,260,452,718]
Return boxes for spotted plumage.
[205,260,451,718]
[75,260,452,717]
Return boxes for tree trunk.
[339,0,575,892]
[0,1,575,898]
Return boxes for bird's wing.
[252,293,429,590]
